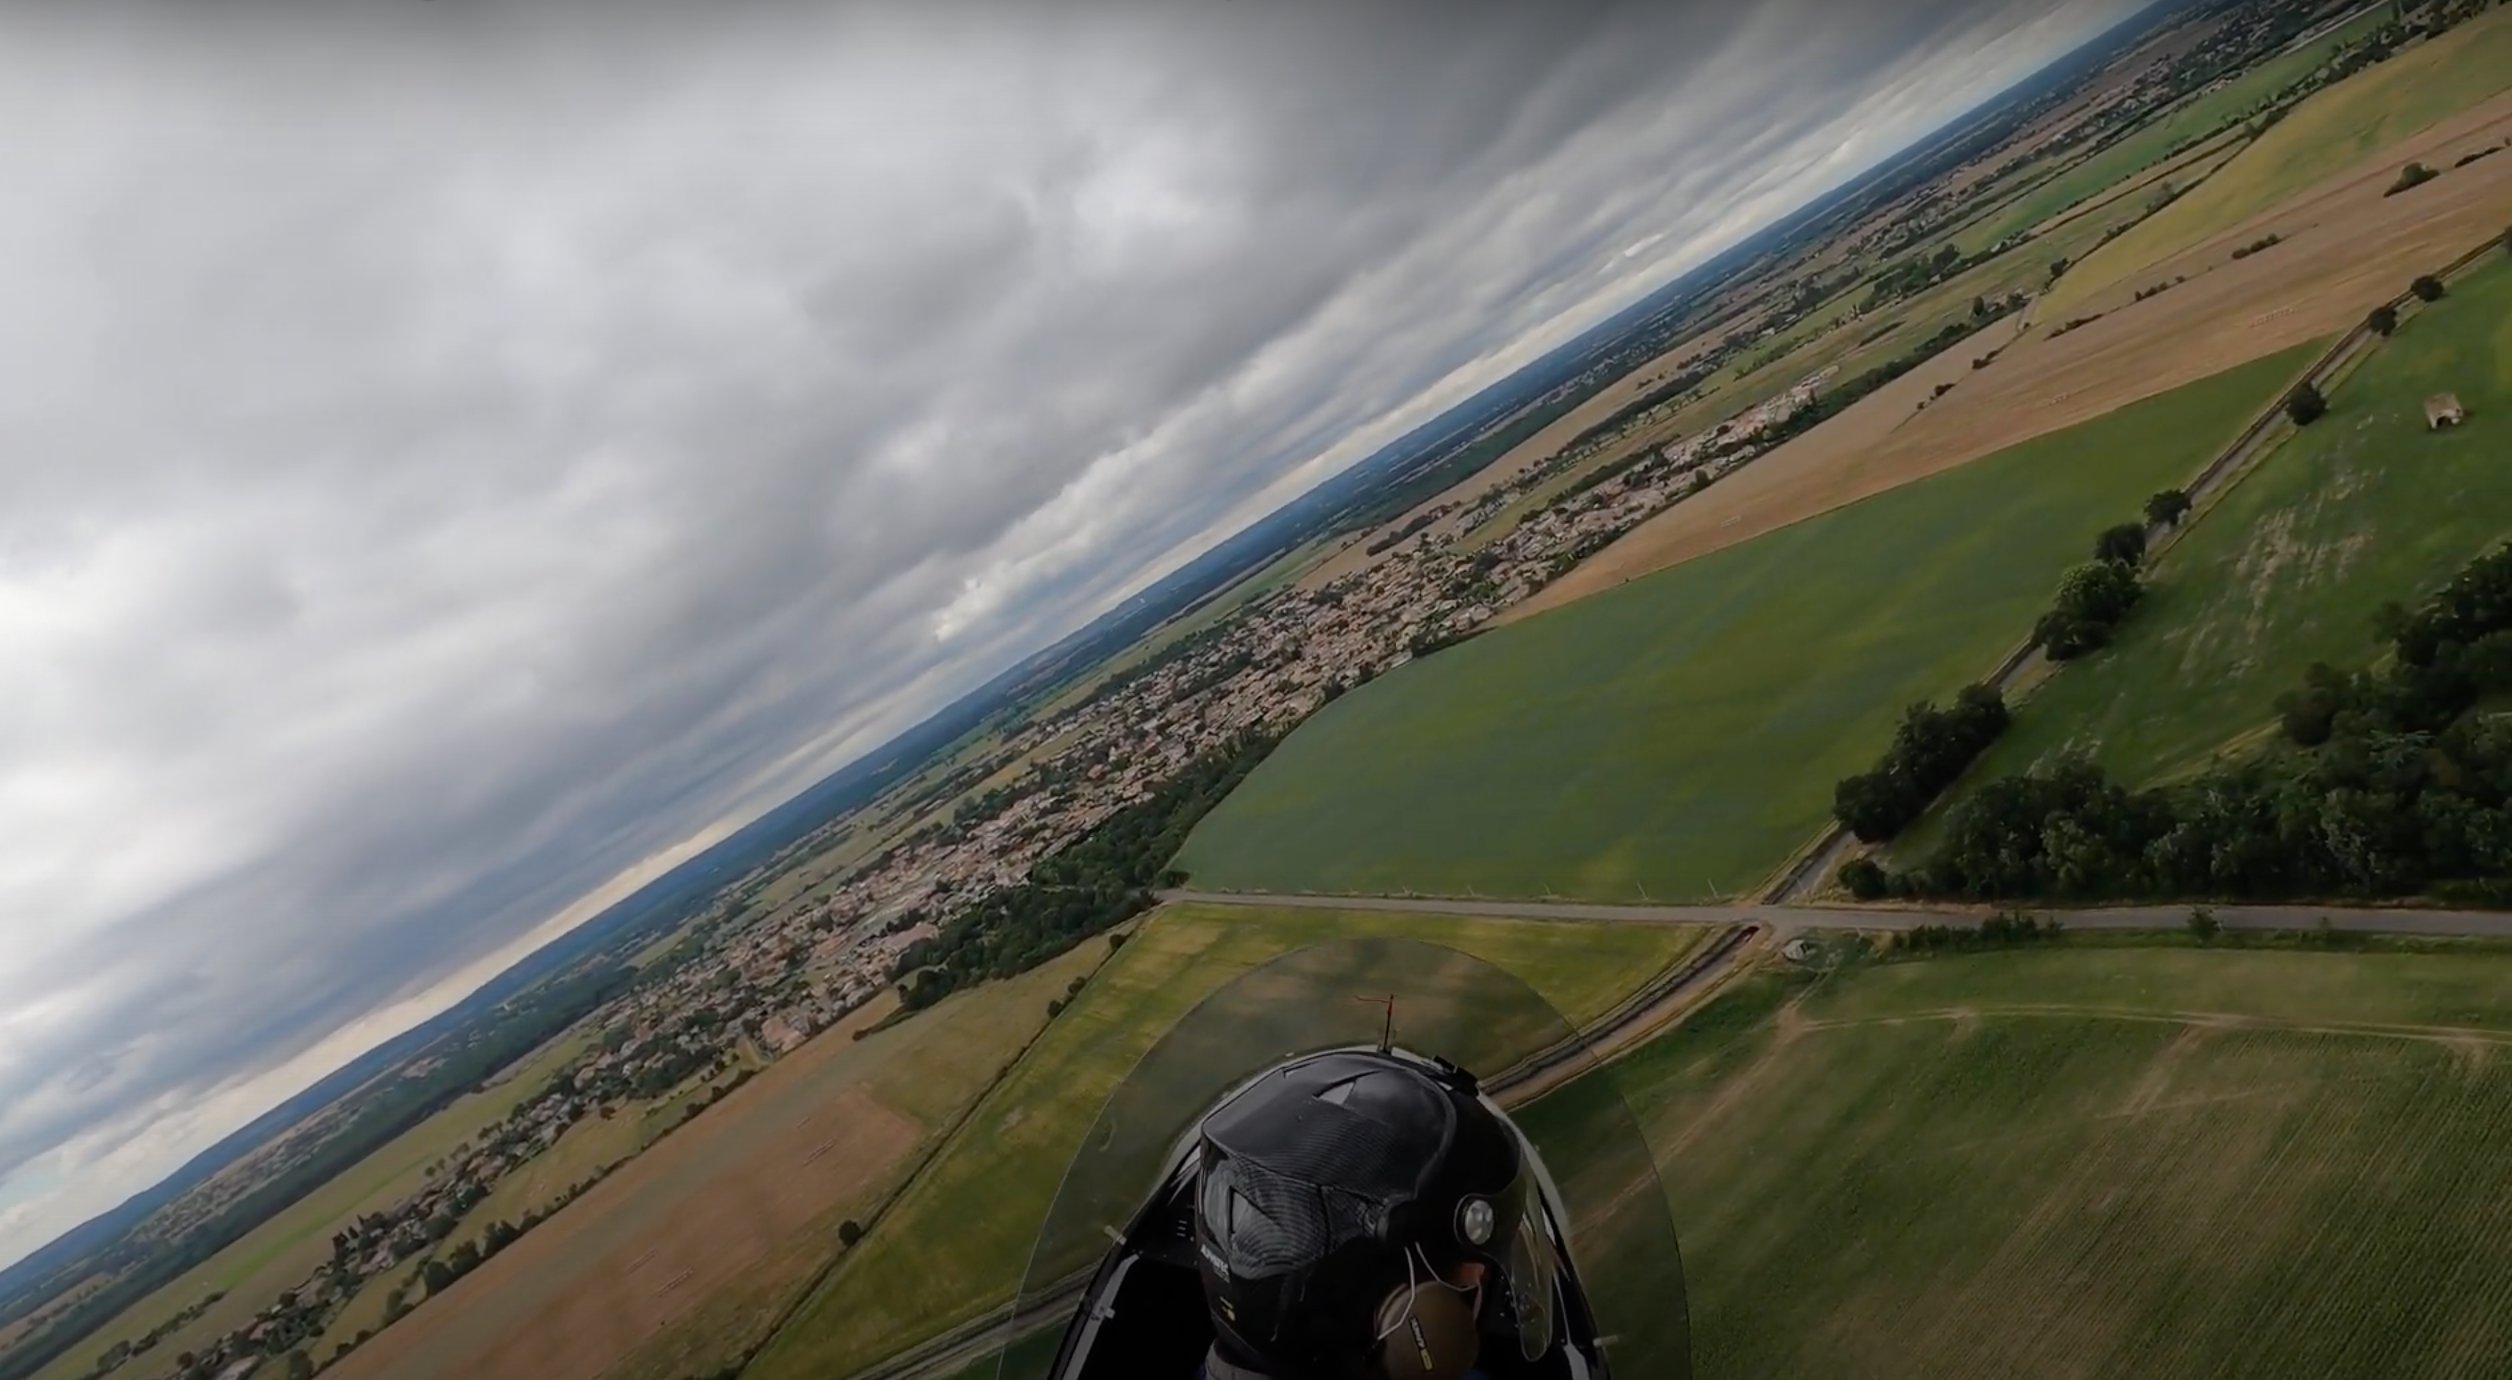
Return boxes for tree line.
[892,733,1279,1009]
[2034,511,2163,661]
[1858,543,2512,903]
[1832,685,2010,844]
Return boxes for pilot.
[1188,1049,1555,1380]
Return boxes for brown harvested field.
[1514,98,2512,614]
[317,954,1092,1380]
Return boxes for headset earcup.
[1371,1282,1479,1380]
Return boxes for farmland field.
[322,950,1100,1380]
[1909,254,2512,817]
[1632,944,2512,1379]
[745,903,1709,1380]
[1952,5,2394,257]
[1171,349,2315,903]
[25,1030,596,1380]
[2054,7,2512,314]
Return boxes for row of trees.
[2279,273,2457,429]
[1832,499,2199,883]
[1862,543,2512,903]
[893,732,1279,1009]
[2034,519,2154,662]
[1831,686,2010,843]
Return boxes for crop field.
[25,1029,597,1380]
[2056,7,2512,314]
[1954,5,2394,256]
[1627,944,2512,1379]
[322,949,1103,1380]
[1171,350,2311,903]
[745,903,1708,1380]
[1908,256,2512,819]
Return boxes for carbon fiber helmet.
[1190,1049,1556,1380]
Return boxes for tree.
[2143,489,2192,527]
[2285,381,2328,426]
[285,1352,314,1380]
[2095,523,2148,567]
[1839,858,1889,900]
[2047,256,2071,282]
[2035,610,2112,662]
[2412,274,2447,302]
[839,1219,864,1248]
[2186,907,2221,943]
[2057,560,2142,626]
[2367,303,2399,336]
[2036,562,2143,662]
[421,1259,456,1298]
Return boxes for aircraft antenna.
[1354,993,1396,1053]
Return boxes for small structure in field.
[2426,393,2468,430]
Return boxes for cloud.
[0,0,2139,1266]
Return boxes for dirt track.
[1513,92,2512,615]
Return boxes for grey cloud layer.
[0,0,2132,1261]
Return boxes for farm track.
[1762,226,2512,905]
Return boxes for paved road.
[1165,888,2512,937]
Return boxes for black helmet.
[1190,1048,1561,1379]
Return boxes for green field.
[1908,257,2512,818]
[1172,347,2318,903]
[1629,943,2512,1378]
[2056,6,2512,313]
[746,903,1708,1380]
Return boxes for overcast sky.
[0,0,2147,1270]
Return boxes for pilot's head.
[1189,1049,1554,1380]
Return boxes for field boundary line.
[732,927,1139,1380]
[1760,229,2512,906]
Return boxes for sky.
[0,0,2150,1270]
